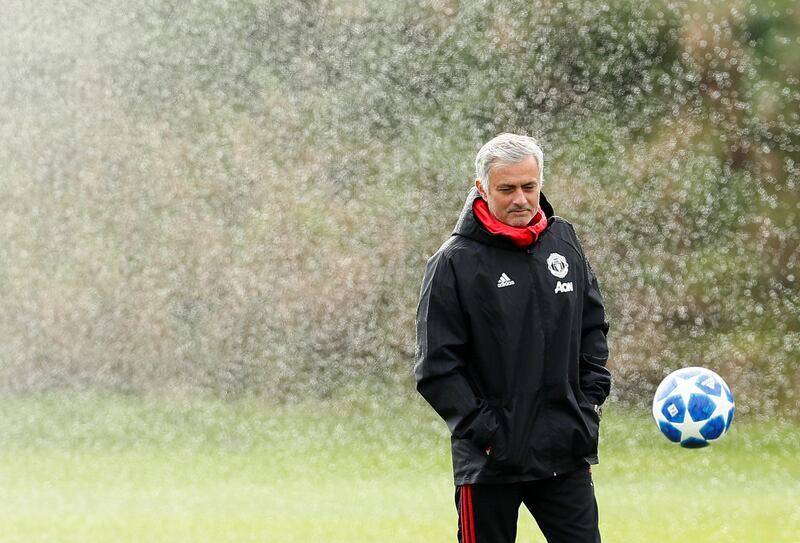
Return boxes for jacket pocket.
[538,385,598,461]
[484,397,526,471]
[575,386,600,456]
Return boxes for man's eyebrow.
[497,180,537,187]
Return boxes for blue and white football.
[652,367,735,448]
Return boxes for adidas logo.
[497,273,515,288]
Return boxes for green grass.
[0,392,798,542]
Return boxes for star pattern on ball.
[666,374,704,440]
[710,387,735,426]
[670,408,707,442]
[670,374,700,411]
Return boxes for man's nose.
[512,188,527,205]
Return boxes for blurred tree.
[0,0,796,415]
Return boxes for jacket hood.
[452,187,556,248]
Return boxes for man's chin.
[504,214,532,227]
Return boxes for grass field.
[0,391,798,542]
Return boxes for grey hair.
[475,133,544,190]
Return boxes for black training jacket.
[415,188,611,485]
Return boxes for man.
[415,133,611,543]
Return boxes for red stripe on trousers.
[460,486,468,543]
[461,485,475,543]
[460,486,467,543]
[466,485,475,543]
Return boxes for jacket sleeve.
[580,257,612,406]
[415,251,499,449]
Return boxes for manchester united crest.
[547,253,569,278]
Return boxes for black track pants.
[455,467,600,543]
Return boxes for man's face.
[475,155,541,227]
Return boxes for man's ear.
[475,179,488,200]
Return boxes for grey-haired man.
[416,133,611,542]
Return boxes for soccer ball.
[652,367,735,448]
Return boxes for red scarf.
[473,198,548,248]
